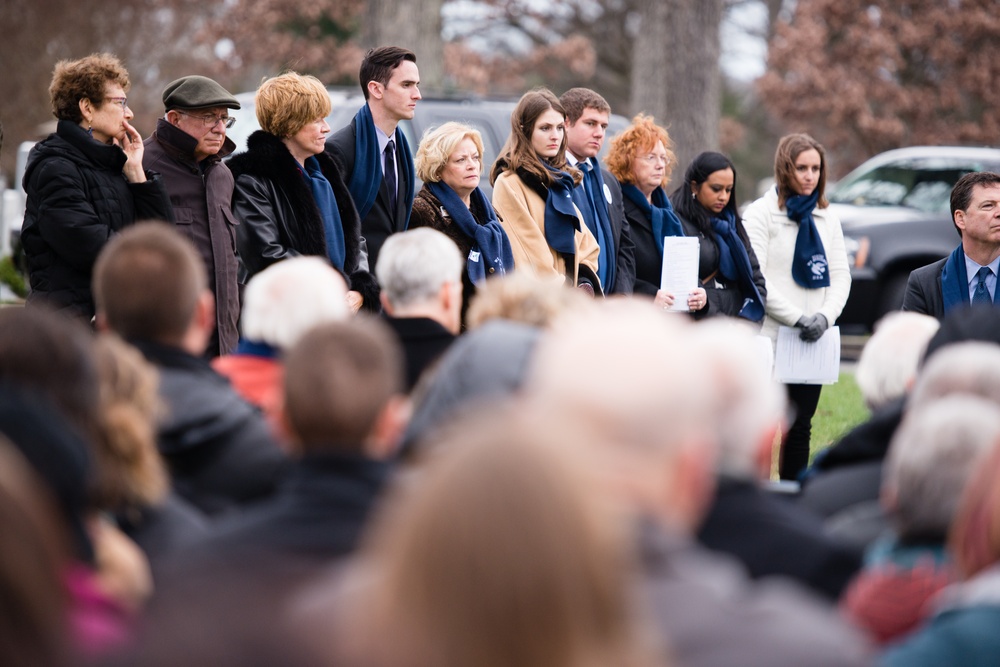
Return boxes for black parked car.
[829,146,1000,333]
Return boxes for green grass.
[810,371,869,463]
[0,255,27,300]
[769,372,870,479]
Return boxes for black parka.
[21,120,173,320]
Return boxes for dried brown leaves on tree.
[212,0,366,87]
[759,0,1000,174]
[0,0,224,175]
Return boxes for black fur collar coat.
[229,130,379,309]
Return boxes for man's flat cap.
[163,76,240,111]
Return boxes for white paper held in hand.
[660,236,700,312]
[774,325,841,384]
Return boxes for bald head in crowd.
[93,222,213,353]
[525,301,874,667]
[528,300,716,531]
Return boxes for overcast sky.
[720,1,769,82]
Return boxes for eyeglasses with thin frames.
[176,110,236,129]
[640,153,670,166]
[106,97,128,110]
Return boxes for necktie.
[578,159,595,201]
[973,266,992,304]
[384,139,397,213]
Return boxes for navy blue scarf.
[784,187,830,289]
[427,181,514,284]
[940,245,976,313]
[542,163,581,257]
[303,156,346,271]
[572,160,616,289]
[621,184,684,254]
[711,210,765,322]
[346,104,415,227]
[235,338,281,359]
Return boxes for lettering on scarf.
[809,254,829,281]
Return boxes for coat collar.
[54,119,127,171]
[152,117,234,167]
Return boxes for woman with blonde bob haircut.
[411,122,514,326]
[606,114,707,311]
[489,89,602,295]
[230,72,378,313]
[328,407,660,667]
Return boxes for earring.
[691,191,696,199]
[87,121,93,138]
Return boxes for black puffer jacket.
[228,131,379,310]
[21,120,173,320]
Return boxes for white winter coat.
[742,187,851,343]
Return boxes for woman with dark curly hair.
[21,53,172,321]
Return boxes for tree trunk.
[764,0,787,41]
[364,0,444,91]
[630,0,723,188]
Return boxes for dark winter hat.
[163,75,240,111]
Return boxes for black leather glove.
[797,313,829,342]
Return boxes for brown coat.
[491,170,601,290]
[144,119,241,356]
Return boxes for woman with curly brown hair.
[21,53,172,321]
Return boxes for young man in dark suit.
[560,87,636,295]
[328,46,421,269]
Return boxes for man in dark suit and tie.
[560,87,636,295]
[902,171,1000,319]
[328,46,421,269]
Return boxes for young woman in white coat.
[742,134,851,481]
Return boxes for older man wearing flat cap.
[144,75,243,357]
